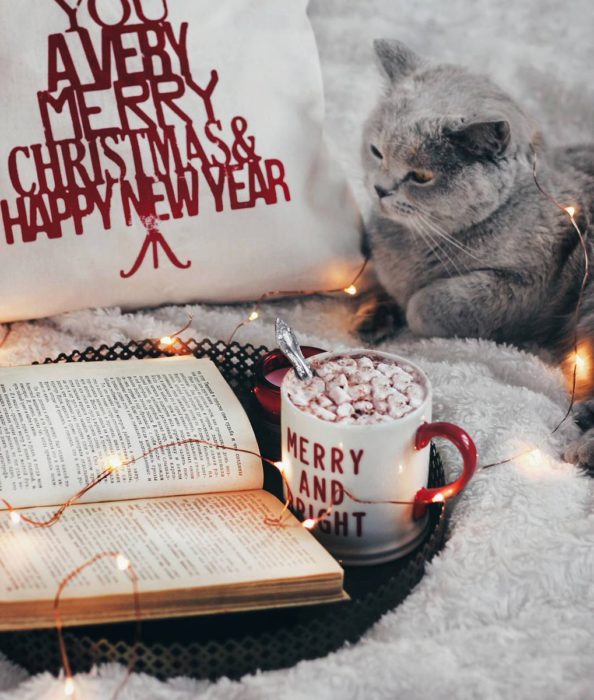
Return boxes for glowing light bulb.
[160,335,174,347]
[344,285,358,296]
[302,518,316,530]
[107,456,124,473]
[527,449,542,466]
[432,493,445,503]
[274,460,287,474]
[64,677,75,696]
[248,311,259,322]
[10,511,21,526]
[116,554,130,571]
[575,353,586,370]
[565,206,576,218]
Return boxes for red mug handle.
[412,421,478,520]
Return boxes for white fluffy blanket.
[2,0,594,696]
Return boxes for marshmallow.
[371,375,390,389]
[358,356,374,369]
[377,362,398,377]
[388,406,406,419]
[347,383,371,401]
[388,391,408,409]
[371,375,392,400]
[392,367,415,386]
[329,385,351,405]
[315,361,341,378]
[336,403,354,418]
[311,404,337,421]
[329,373,349,389]
[357,367,377,383]
[336,357,357,369]
[353,400,374,414]
[286,353,426,425]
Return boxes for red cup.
[254,347,326,423]
[279,349,477,565]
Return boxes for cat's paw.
[352,295,404,344]
[564,427,594,473]
[573,400,594,431]
[406,289,450,338]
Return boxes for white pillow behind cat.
[0,0,362,322]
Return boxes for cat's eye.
[409,169,434,184]
[370,145,383,159]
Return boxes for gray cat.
[356,40,594,468]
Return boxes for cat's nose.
[374,185,391,199]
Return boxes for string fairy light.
[64,676,75,697]
[106,455,124,473]
[266,476,449,534]
[226,256,370,344]
[298,503,335,531]
[0,441,289,529]
[1,437,446,532]
[480,149,590,468]
[575,352,586,370]
[1,456,128,528]
[116,554,131,571]
[157,313,194,352]
[54,551,141,700]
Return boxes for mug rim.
[280,349,432,430]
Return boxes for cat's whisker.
[408,218,435,262]
[418,208,480,254]
[411,218,458,278]
[418,211,475,253]
[415,206,474,245]
[414,218,464,278]
[416,211,483,263]
[417,215,478,279]
[419,219,472,264]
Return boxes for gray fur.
[358,40,594,467]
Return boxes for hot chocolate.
[284,353,426,424]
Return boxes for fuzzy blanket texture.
[1,0,594,697]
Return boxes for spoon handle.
[275,318,314,381]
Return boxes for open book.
[0,357,345,631]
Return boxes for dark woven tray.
[0,338,446,680]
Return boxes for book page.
[0,491,342,604]
[0,357,262,508]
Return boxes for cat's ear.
[446,120,511,160]
[374,40,422,82]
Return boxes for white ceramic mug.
[280,349,477,566]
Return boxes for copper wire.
[54,551,141,700]
[226,256,370,344]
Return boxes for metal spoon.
[275,318,314,381]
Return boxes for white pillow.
[0,0,362,322]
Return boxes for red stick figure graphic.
[120,214,191,278]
